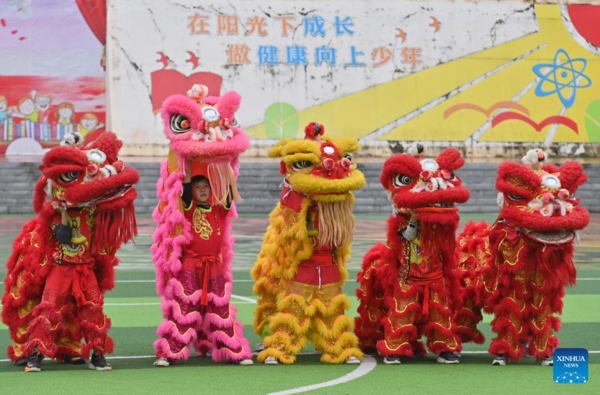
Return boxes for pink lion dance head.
[160,84,250,204]
[152,85,249,291]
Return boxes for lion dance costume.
[454,150,590,365]
[152,85,252,363]
[1,132,139,366]
[252,123,366,364]
[355,149,469,362]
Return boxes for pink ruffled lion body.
[152,88,252,362]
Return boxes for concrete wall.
[1,161,598,215]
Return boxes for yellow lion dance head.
[252,123,365,337]
[268,122,366,247]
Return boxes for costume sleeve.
[183,198,194,212]
[182,182,192,209]
[54,223,72,244]
[218,203,232,219]
[401,222,418,241]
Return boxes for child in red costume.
[355,149,470,365]
[23,202,114,372]
[153,162,253,366]
[1,132,139,373]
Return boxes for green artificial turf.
[0,213,598,394]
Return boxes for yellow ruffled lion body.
[252,127,365,364]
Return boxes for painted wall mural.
[108,1,600,155]
[0,0,107,154]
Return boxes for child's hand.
[409,211,418,223]
[51,201,66,213]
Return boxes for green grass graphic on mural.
[586,99,600,143]
[264,102,300,139]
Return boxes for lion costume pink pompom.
[152,85,252,363]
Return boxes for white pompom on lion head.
[60,132,84,147]
[522,149,547,169]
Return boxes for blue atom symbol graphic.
[532,49,592,108]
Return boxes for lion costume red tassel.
[355,148,470,363]
[454,152,590,364]
[1,132,139,365]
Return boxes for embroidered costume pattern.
[152,85,252,363]
[355,149,470,361]
[1,132,139,363]
[252,122,366,364]
[454,151,590,363]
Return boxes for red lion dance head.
[380,148,470,248]
[33,132,139,250]
[495,161,589,244]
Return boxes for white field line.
[105,303,159,306]
[266,356,377,395]
[104,301,255,306]
[2,352,599,364]
[0,279,255,285]
[111,279,254,283]
[230,294,257,304]
[4,278,600,285]
[448,351,600,355]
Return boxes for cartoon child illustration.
[15,97,39,139]
[0,96,8,141]
[0,96,8,123]
[78,113,105,137]
[55,102,75,140]
[33,91,52,141]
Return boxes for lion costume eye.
[58,172,81,183]
[292,160,313,171]
[507,194,525,202]
[170,114,191,134]
[393,174,413,187]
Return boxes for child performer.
[154,160,253,366]
[1,132,139,372]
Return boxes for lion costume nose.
[542,192,555,204]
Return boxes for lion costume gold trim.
[251,123,365,364]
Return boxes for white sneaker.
[238,358,254,365]
[264,356,279,365]
[492,354,508,366]
[253,343,266,356]
[437,352,460,364]
[537,357,553,366]
[153,357,170,367]
[383,355,401,365]
[345,356,361,364]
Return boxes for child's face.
[0,101,6,112]
[192,179,211,204]
[59,107,73,118]
[35,97,51,111]
[82,118,97,129]
[19,99,34,114]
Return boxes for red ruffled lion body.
[356,148,470,358]
[454,159,589,360]
[1,132,139,361]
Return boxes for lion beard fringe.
[317,199,354,248]
[418,211,459,257]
